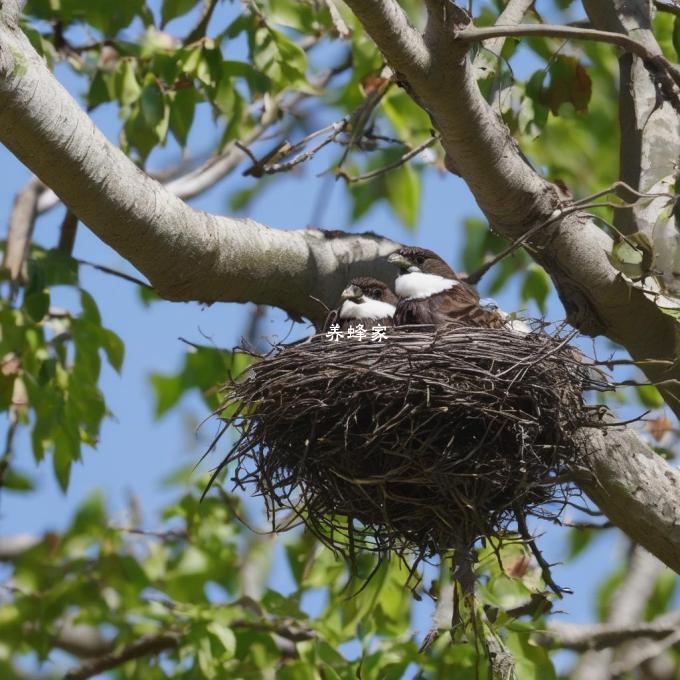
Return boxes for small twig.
[245,118,352,177]
[335,135,439,183]
[515,509,568,598]
[563,520,613,530]
[324,0,351,37]
[113,527,188,541]
[57,210,78,255]
[458,23,678,76]
[64,632,182,680]
[611,627,680,675]
[0,420,18,496]
[74,258,153,289]
[540,612,680,652]
[184,0,219,43]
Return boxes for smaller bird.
[335,277,398,330]
[387,247,527,332]
[338,276,398,326]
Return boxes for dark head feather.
[347,277,398,305]
[390,247,458,279]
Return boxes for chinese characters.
[325,323,388,342]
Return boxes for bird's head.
[388,247,457,279]
[340,277,398,306]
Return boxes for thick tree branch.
[572,545,669,678]
[0,18,397,323]
[543,611,680,652]
[577,425,680,573]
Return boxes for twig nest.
[216,324,608,561]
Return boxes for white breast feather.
[395,272,457,300]
[339,298,396,320]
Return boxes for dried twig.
[184,0,219,43]
[74,258,153,289]
[335,135,439,183]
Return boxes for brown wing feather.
[395,285,505,328]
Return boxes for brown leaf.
[505,554,531,578]
[541,56,592,116]
[648,415,673,442]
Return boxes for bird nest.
[212,324,609,563]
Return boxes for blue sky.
[0,0,653,671]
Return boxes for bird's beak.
[341,284,363,302]
[388,252,412,270]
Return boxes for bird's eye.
[372,288,382,299]
[415,255,424,265]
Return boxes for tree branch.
[2,177,43,283]
[472,0,535,78]
[654,0,680,17]
[576,426,680,573]
[35,61,347,215]
[542,611,680,652]
[63,632,181,680]
[0,21,398,323]
[458,24,674,71]
[584,0,680,307]
[571,544,667,679]
[184,0,219,44]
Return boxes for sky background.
[0,0,660,674]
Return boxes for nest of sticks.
[212,324,609,563]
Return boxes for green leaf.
[385,163,421,229]
[140,74,165,130]
[169,88,197,146]
[115,59,142,106]
[80,291,102,324]
[100,329,125,373]
[505,630,557,680]
[23,291,50,322]
[1,469,35,493]
[521,265,551,314]
[636,384,664,409]
[674,17,680,59]
[566,526,596,560]
[206,623,236,659]
[221,60,271,95]
[87,70,115,110]
[607,232,654,280]
[53,433,76,493]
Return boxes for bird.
[324,276,398,332]
[334,277,397,331]
[387,247,528,332]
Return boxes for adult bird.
[332,277,397,330]
[387,247,527,331]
